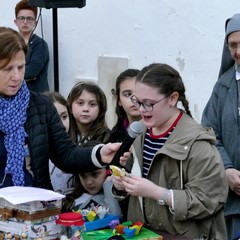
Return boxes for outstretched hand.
[100,143,131,166]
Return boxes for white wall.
[1,0,240,123]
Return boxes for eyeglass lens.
[131,97,153,111]
[17,16,35,23]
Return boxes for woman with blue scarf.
[0,27,128,189]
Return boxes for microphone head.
[128,121,145,138]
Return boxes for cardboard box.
[0,219,62,238]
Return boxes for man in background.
[14,0,49,92]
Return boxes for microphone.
[110,120,145,166]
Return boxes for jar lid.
[56,212,84,226]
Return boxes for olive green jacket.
[128,113,228,240]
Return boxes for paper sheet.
[0,186,65,205]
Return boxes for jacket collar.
[160,113,216,161]
[135,113,216,162]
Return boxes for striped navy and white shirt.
[142,111,183,178]
[142,129,171,177]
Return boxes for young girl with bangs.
[67,81,110,146]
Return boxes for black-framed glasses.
[17,16,35,23]
[130,95,168,112]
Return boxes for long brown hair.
[110,69,140,138]
[67,81,110,144]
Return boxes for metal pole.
[52,8,59,91]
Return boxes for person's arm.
[118,136,227,221]
[201,76,240,195]
[45,97,128,173]
[103,178,122,217]
[201,81,233,168]
[172,140,228,221]
[25,35,49,81]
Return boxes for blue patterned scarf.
[0,81,30,186]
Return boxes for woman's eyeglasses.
[130,95,168,112]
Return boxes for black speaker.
[29,0,86,8]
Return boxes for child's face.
[54,101,70,133]
[79,169,107,195]
[14,9,36,34]
[134,82,172,130]
[118,77,141,121]
[71,89,100,127]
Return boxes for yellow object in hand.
[109,165,127,177]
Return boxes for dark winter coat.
[202,66,240,217]
[0,92,104,189]
[25,34,49,93]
